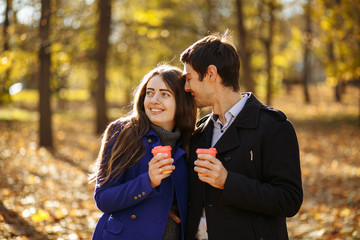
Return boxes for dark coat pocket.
[252,216,277,240]
[105,215,125,235]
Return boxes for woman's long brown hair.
[89,64,196,186]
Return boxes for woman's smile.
[144,75,176,131]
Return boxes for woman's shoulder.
[103,118,130,144]
[108,118,130,132]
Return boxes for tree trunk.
[0,0,11,104]
[95,0,111,134]
[39,0,53,147]
[265,40,272,105]
[329,42,342,102]
[205,0,216,32]
[235,0,254,93]
[334,81,342,102]
[3,0,10,51]
[265,0,275,106]
[303,0,312,103]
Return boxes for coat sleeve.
[221,119,303,217]
[94,171,157,214]
[93,122,158,214]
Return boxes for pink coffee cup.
[152,145,172,174]
[196,148,217,176]
[196,148,217,156]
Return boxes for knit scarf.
[150,123,181,154]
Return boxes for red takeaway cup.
[151,145,172,174]
[196,148,217,176]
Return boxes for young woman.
[90,64,197,240]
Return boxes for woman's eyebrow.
[160,89,171,92]
[146,87,172,93]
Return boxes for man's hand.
[194,154,228,189]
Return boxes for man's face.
[183,63,212,108]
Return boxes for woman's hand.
[148,153,175,188]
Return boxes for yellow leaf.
[31,209,51,222]
[53,208,68,220]
[314,213,323,221]
[340,207,351,217]
[1,188,11,196]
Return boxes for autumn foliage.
[0,85,359,239]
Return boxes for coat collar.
[232,92,262,128]
[194,93,262,154]
[144,128,185,163]
[197,92,261,131]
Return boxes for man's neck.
[212,90,242,125]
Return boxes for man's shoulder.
[260,105,287,122]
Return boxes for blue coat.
[92,126,189,240]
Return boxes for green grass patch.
[0,107,38,121]
[54,108,95,121]
[106,88,128,104]
[11,89,38,103]
[59,89,90,101]
[11,88,128,104]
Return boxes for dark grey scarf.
[150,123,181,154]
[150,123,182,240]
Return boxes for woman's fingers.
[148,153,167,165]
[148,154,174,188]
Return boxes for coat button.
[134,196,138,200]
[138,194,142,198]
[130,215,136,220]
[224,155,231,163]
[147,138,152,143]
[142,192,145,196]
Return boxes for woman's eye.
[162,92,170,97]
[146,91,154,96]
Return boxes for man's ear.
[206,65,217,82]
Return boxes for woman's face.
[144,75,176,131]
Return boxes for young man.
[180,32,303,240]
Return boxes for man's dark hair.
[180,31,240,92]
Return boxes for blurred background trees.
[94,0,110,134]
[0,1,358,239]
[38,0,52,147]
[0,0,359,145]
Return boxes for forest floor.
[0,85,359,240]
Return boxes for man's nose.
[184,81,191,92]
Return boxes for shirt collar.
[211,93,249,126]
